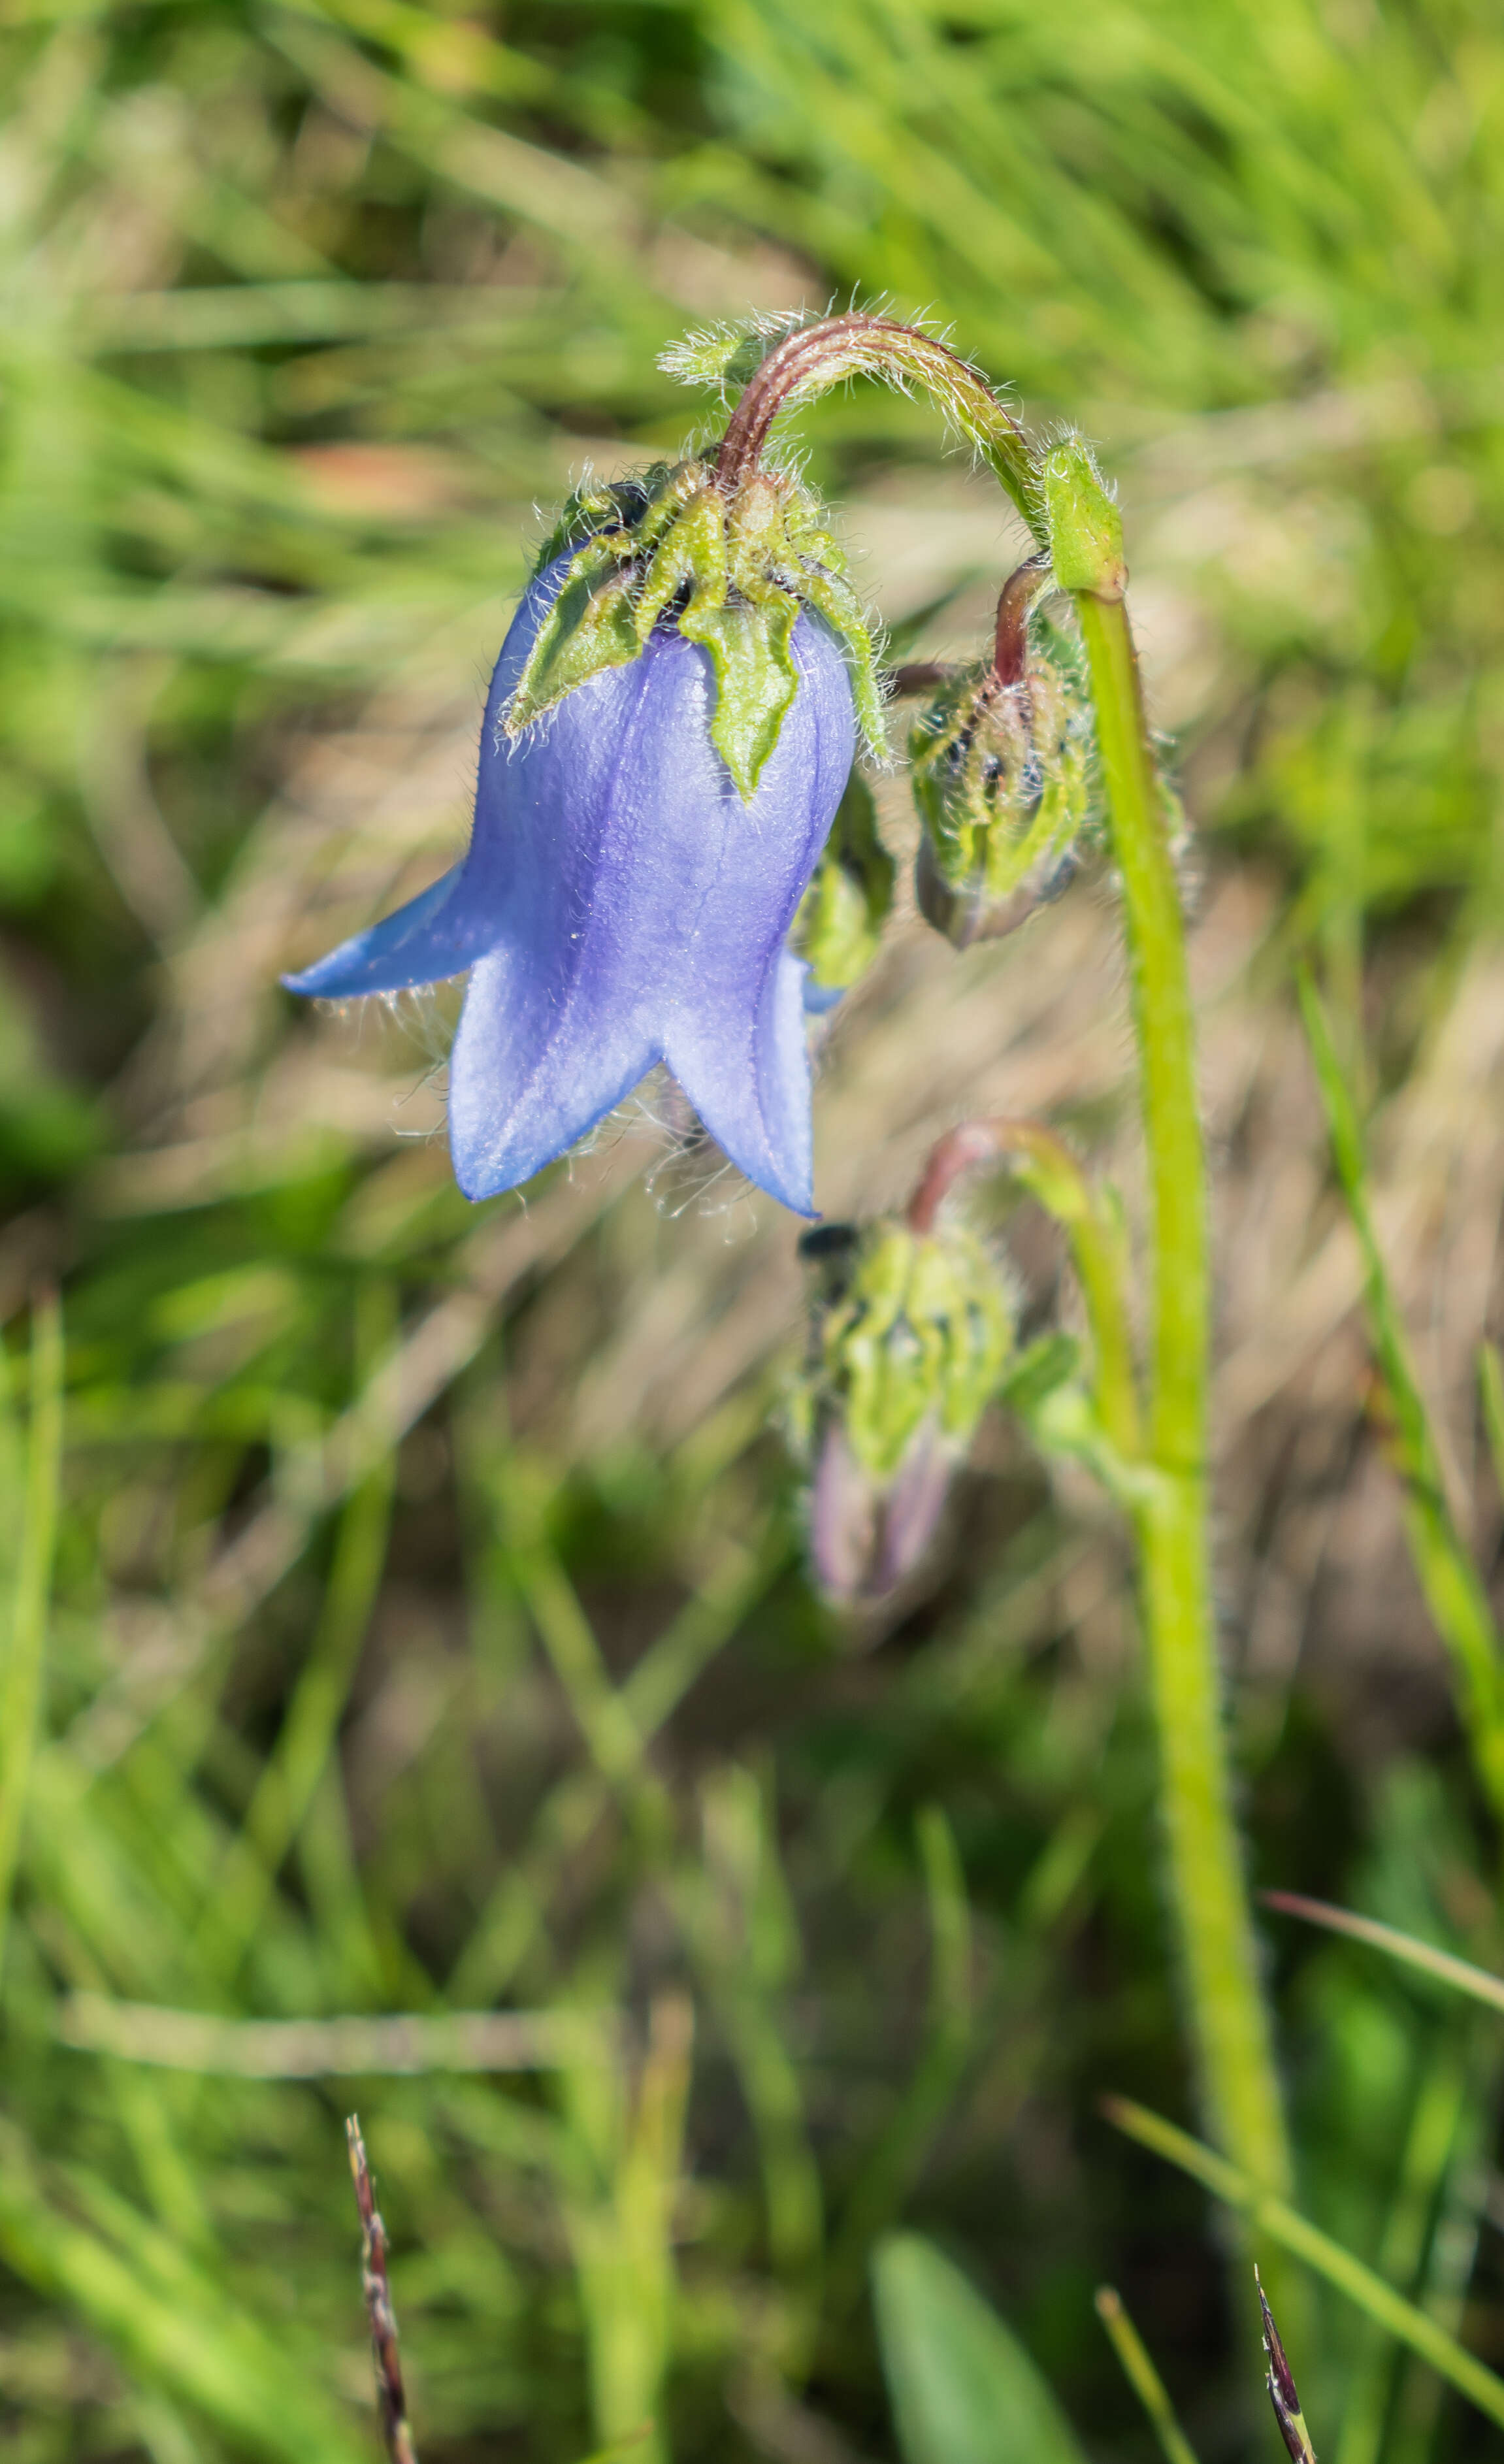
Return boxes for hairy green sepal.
[1043,436,1126,600]
[911,621,1094,947]
[795,1221,1014,1483]
[507,459,885,802]
[791,768,896,996]
[657,312,803,399]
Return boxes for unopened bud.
[791,767,896,1011]
[790,1218,1013,1601]
[910,620,1092,950]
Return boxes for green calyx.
[506,457,886,803]
[1042,435,1126,600]
[911,620,1094,949]
[795,1220,1014,1484]
[791,768,896,998]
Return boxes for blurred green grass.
[5,1,1504,2459]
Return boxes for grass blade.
[56,1994,611,2075]
[1093,2287,1201,2464]
[1299,972,1504,1814]
[1262,1889,1504,2017]
[1102,2096,1504,2434]
[0,2122,367,2464]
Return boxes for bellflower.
[286,450,876,1213]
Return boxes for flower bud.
[789,1218,1013,1602]
[789,767,896,1011]
[910,620,1092,949]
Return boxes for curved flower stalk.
[906,1117,1139,1466]
[287,523,858,1213]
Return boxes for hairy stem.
[715,314,1041,533]
[990,553,1051,685]
[722,306,1289,2214]
[1075,590,1291,2198]
[906,1117,1139,1461]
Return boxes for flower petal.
[664,946,815,1215]
[282,559,572,999]
[282,865,473,998]
[447,942,654,1200]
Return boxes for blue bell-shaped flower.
[286,544,858,1215]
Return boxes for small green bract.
[508,456,885,802]
[790,768,896,1000]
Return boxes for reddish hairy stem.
[887,553,1049,707]
[992,552,1051,685]
[886,661,956,698]
[713,312,1033,503]
[907,1116,1069,1234]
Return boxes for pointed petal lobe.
[446,943,656,1200]
[665,947,815,1215]
[282,866,479,998]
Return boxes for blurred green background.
[4,1,1504,2459]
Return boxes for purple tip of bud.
[809,1419,954,1605]
[285,557,856,1215]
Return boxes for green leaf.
[1263,1889,1504,2018]
[996,1332,1081,1416]
[506,553,642,733]
[801,568,888,761]
[873,2233,1090,2464]
[0,1296,62,1990]
[657,312,804,398]
[681,589,800,802]
[634,484,727,639]
[0,2123,367,2464]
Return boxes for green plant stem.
[1075,591,1291,2199]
